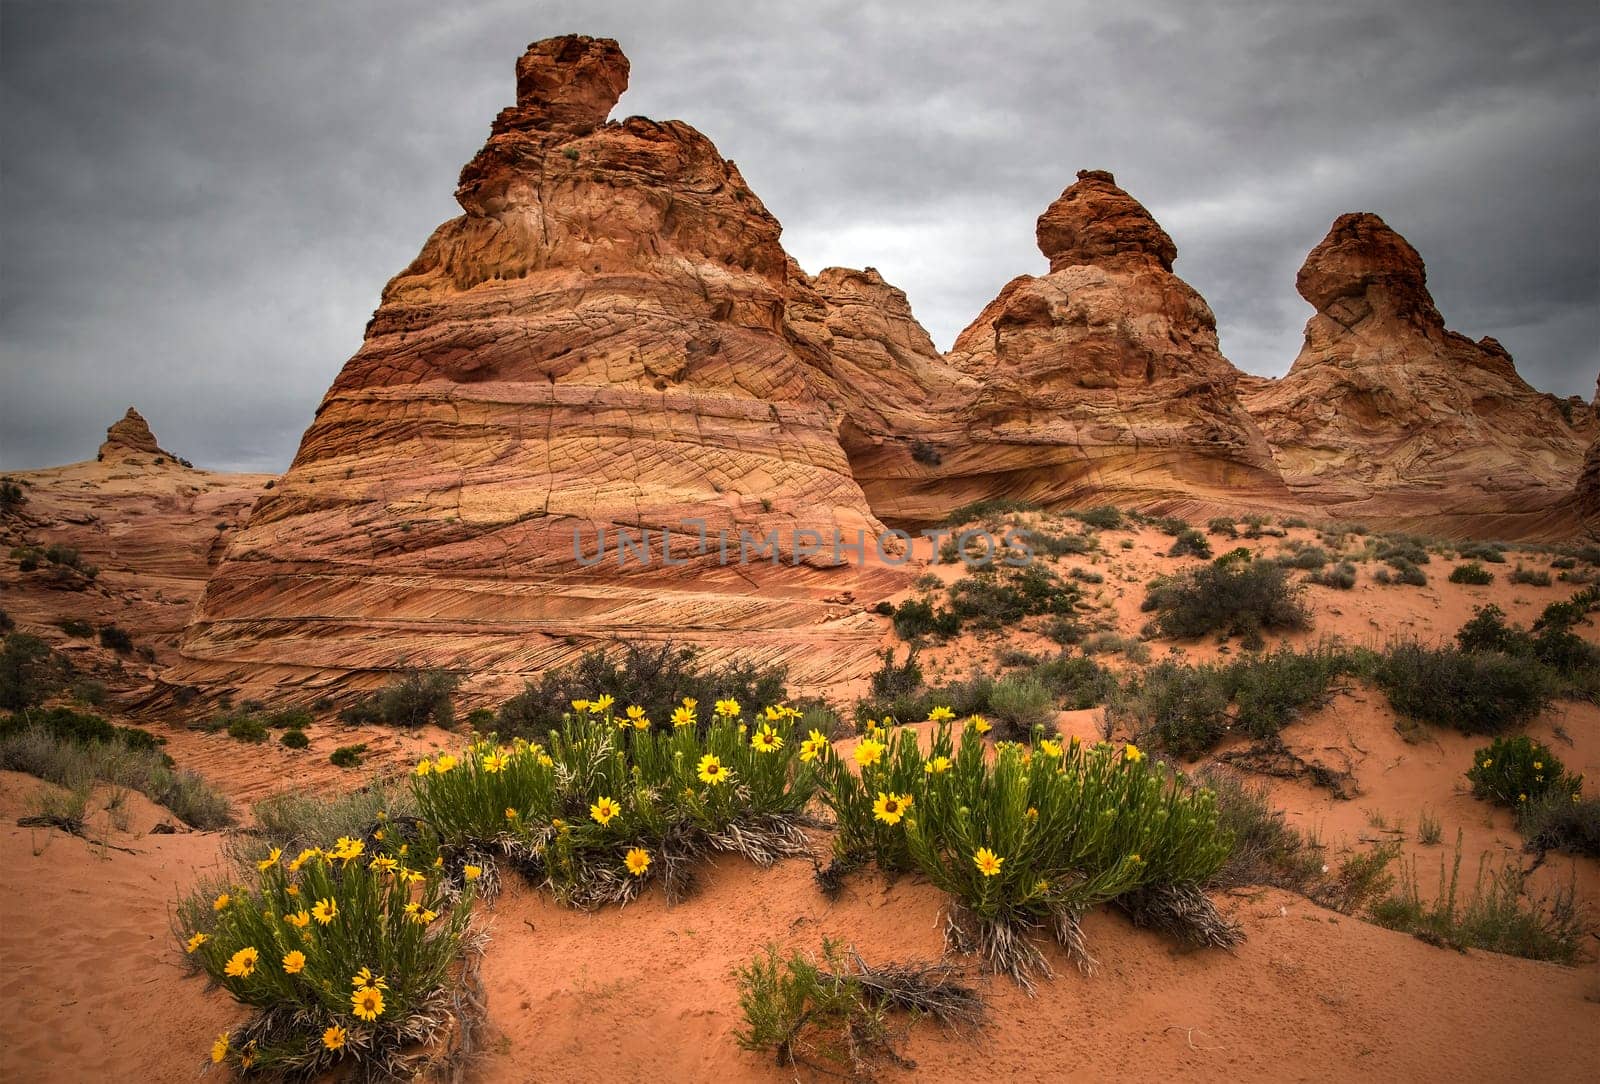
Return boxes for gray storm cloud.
[2,0,1596,471]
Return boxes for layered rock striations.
[1242,212,1591,534]
[99,407,180,465]
[177,36,900,697]
[934,170,1290,516]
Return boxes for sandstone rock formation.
[933,170,1290,517]
[1242,212,1591,535]
[1577,437,1600,534]
[176,36,901,698]
[99,407,179,465]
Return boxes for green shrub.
[1279,546,1329,570]
[1374,643,1551,733]
[98,625,134,654]
[1518,792,1600,858]
[1457,541,1506,563]
[1067,506,1124,530]
[0,608,11,634]
[1143,558,1312,644]
[0,633,66,710]
[56,617,94,638]
[1028,655,1115,710]
[1228,643,1353,739]
[1510,564,1552,587]
[1369,837,1588,964]
[1455,605,1524,654]
[734,941,980,1075]
[250,783,412,853]
[1119,661,1231,759]
[228,716,269,743]
[1198,766,1324,894]
[1023,527,1096,557]
[330,744,368,769]
[1206,517,1238,538]
[177,845,477,1077]
[1550,556,1577,570]
[814,723,1238,983]
[0,705,160,751]
[1384,558,1428,586]
[945,564,1078,631]
[0,479,25,512]
[495,642,787,742]
[1449,562,1494,585]
[70,678,108,707]
[986,674,1053,741]
[465,707,496,730]
[1168,529,1212,558]
[412,706,815,907]
[1306,562,1357,589]
[943,498,1041,525]
[280,729,310,750]
[265,706,314,730]
[891,597,958,640]
[1465,735,1577,807]
[1375,538,1430,565]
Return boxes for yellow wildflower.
[288,847,321,872]
[414,757,433,776]
[1039,739,1062,758]
[351,985,386,1022]
[590,796,621,825]
[224,945,259,978]
[1124,743,1144,764]
[285,909,311,929]
[570,698,590,713]
[352,966,388,990]
[928,706,955,722]
[625,848,651,876]
[872,792,911,826]
[1481,759,1492,768]
[211,1032,229,1064]
[751,726,783,753]
[671,705,696,728]
[369,856,399,875]
[481,751,507,773]
[714,698,740,718]
[185,932,209,954]
[212,892,231,912]
[697,754,728,784]
[257,846,283,871]
[626,704,647,722]
[281,950,306,975]
[464,864,482,881]
[434,754,457,774]
[322,1024,347,1051]
[974,848,1004,877]
[538,753,554,767]
[506,807,519,821]
[311,898,338,925]
[924,755,952,775]
[593,694,615,714]
[969,716,992,735]
[1533,761,1543,770]
[853,738,885,768]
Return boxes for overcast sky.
[3,0,1596,472]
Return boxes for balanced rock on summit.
[1242,212,1591,535]
[176,36,900,698]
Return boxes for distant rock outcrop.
[176,36,900,697]
[99,408,180,465]
[1242,212,1590,535]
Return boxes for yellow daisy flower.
[625,848,651,876]
[593,694,615,713]
[434,754,457,774]
[281,950,306,975]
[414,757,433,776]
[322,1024,347,1051]
[872,792,910,826]
[671,705,696,728]
[697,754,728,784]
[974,848,1004,877]
[351,985,386,1022]
[924,755,952,775]
[284,909,311,929]
[590,796,621,825]
[224,946,259,978]
[212,892,231,912]
[463,864,482,881]
[1124,743,1144,764]
[481,751,507,773]
[751,726,783,753]
[570,699,590,713]
[185,932,209,953]
[257,846,283,871]
[311,898,339,925]
[969,716,992,734]
[928,706,955,722]
[211,1032,229,1064]
[714,698,740,718]
[853,738,885,768]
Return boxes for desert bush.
[39,543,98,579]
[1198,766,1324,894]
[280,729,310,750]
[412,704,815,908]
[1116,661,1230,758]
[1067,506,1124,530]
[1143,557,1311,644]
[0,633,68,710]
[1080,632,1151,663]
[1466,735,1578,808]
[495,643,786,742]
[228,715,269,743]
[1369,836,1589,964]
[0,718,231,828]
[330,744,368,769]
[1306,562,1357,589]
[248,783,412,854]
[1167,529,1212,559]
[1456,541,1506,563]
[1449,562,1494,585]
[986,674,1053,741]
[1374,642,1551,733]
[1206,517,1238,538]
[1383,558,1427,586]
[1518,791,1600,858]
[1452,598,1600,700]
[735,940,980,1075]
[1510,564,1552,587]
[1279,546,1329,570]
[56,617,94,638]
[943,498,1041,526]
[70,677,108,707]
[890,597,958,640]
[98,624,134,654]
[178,844,478,1077]
[341,669,460,730]
[1374,538,1430,566]
[0,608,11,634]
[1028,654,1115,710]
[1228,643,1353,739]
[945,564,1078,631]
[0,479,25,512]
[1023,526,1096,557]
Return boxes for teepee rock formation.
[932,170,1289,516]
[98,407,180,465]
[1242,212,1590,535]
[176,36,901,698]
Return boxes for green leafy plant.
[1143,557,1311,645]
[1449,562,1494,585]
[330,744,368,769]
[1466,735,1578,807]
